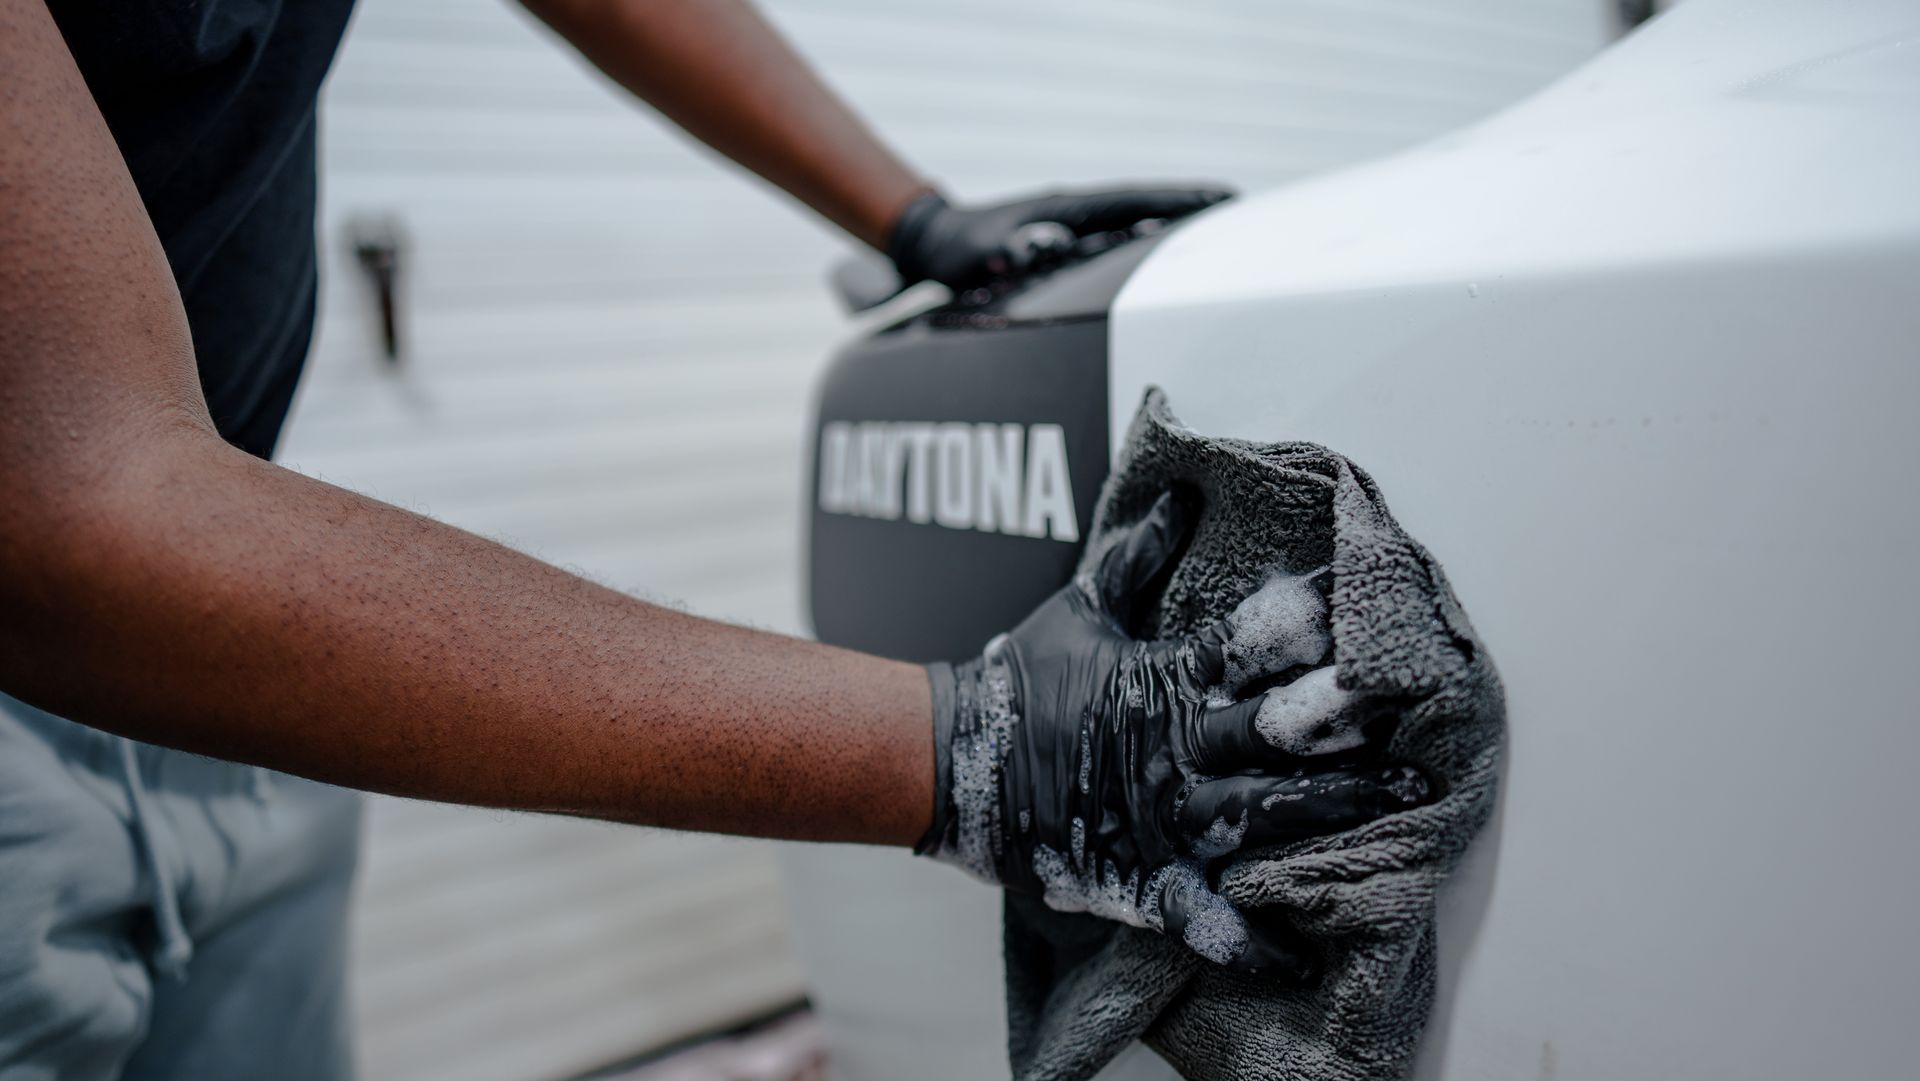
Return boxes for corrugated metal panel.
[281,2,1605,1079]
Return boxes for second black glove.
[886,187,1232,292]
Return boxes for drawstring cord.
[117,738,194,979]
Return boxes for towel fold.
[1004,388,1505,1081]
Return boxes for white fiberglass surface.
[1118,0,1920,322]
[1112,1,1920,1076]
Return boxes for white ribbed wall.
[283,3,1607,1079]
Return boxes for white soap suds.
[1189,810,1250,860]
[1141,861,1248,965]
[1141,866,1172,931]
[1033,844,1146,928]
[1178,891,1250,966]
[1078,722,1093,794]
[1253,666,1371,756]
[1219,571,1332,695]
[1175,640,1200,676]
[936,636,1020,883]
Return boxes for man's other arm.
[517,0,927,248]
[517,0,1233,292]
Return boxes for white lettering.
[818,423,851,513]
[855,424,889,518]
[974,423,1023,534]
[933,423,974,529]
[897,424,937,525]
[1021,424,1078,542]
[818,419,1077,542]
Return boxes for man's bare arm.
[518,0,928,249]
[520,0,1235,295]
[0,0,931,845]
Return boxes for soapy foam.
[1219,571,1331,695]
[1141,861,1247,965]
[937,636,1020,883]
[1078,722,1093,794]
[1033,844,1147,929]
[1189,811,1250,860]
[1253,666,1370,756]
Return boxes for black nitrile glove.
[886,187,1232,292]
[919,492,1431,980]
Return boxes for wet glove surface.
[886,188,1231,292]
[920,493,1430,979]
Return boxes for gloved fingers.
[1154,569,1331,698]
[1187,671,1385,773]
[1091,491,1192,627]
[1247,666,1388,757]
[1161,626,1229,687]
[1156,862,1317,981]
[1001,221,1078,269]
[1176,767,1432,857]
[1036,187,1235,235]
[1187,694,1272,772]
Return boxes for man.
[0,0,1430,1076]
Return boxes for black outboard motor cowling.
[806,230,1167,663]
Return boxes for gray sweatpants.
[0,695,361,1081]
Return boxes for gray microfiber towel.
[1003,388,1505,1081]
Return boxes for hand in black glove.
[886,187,1232,292]
[919,492,1431,979]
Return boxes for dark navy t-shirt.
[48,0,359,458]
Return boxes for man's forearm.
[0,0,928,847]
[1,423,933,845]
[520,0,926,249]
